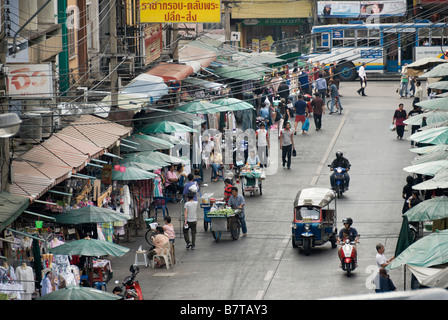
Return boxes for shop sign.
[144,24,163,65]
[317,0,406,18]
[242,18,306,26]
[7,63,54,99]
[140,0,221,23]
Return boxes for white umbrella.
[403,160,448,176]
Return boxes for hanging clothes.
[15,265,34,300]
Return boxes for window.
[295,207,320,221]
[356,29,368,47]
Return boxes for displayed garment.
[15,264,34,300]
[40,275,52,296]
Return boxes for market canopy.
[145,62,194,82]
[139,120,198,134]
[49,237,130,257]
[404,196,448,222]
[37,285,121,300]
[404,111,448,126]
[403,160,448,176]
[387,229,448,270]
[155,133,189,146]
[406,58,448,77]
[411,149,448,165]
[410,145,448,155]
[421,62,448,78]
[54,206,131,225]
[213,65,266,81]
[121,133,174,152]
[176,100,224,114]
[412,169,448,190]
[112,165,157,181]
[0,192,29,232]
[408,126,448,145]
[211,97,255,111]
[428,81,448,91]
[416,97,448,111]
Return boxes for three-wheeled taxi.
[292,188,338,256]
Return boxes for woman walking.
[392,103,407,140]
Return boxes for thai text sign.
[7,63,54,99]
[140,0,221,23]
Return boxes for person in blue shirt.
[293,94,309,135]
[259,99,272,126]
[299,68,311,95]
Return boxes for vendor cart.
[239,165,265,196]
[206,209,241,242]
[201,200,226,231]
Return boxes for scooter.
[339,239,357,277]
[114,265,143,300]
[329,166,348,198]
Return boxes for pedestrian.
[183,192,198,249]
[299,68,311,95]
[392,103,407,139]
[377,268,397,293]
[374,243,394,293]
[399,65,409,99]
[293,94,309,135]
[413,81,424,107]
[315,73,328,104]
[328,80,342,114]
[256,122,269,167]
[260,99,272,127]
[277,81,290,101]
[357,62,367,96]
[228,187,247,237]
[183,173,199,201]
[279,121,295,169]
[311,92,325,131]
[223,178,234,205]
[402,175,415,214]
[407,104,423,146]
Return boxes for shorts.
[295,115,305,123]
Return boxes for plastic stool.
[134,249,149,268]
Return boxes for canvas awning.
[179,45,217,71]
[0,192,29,232]
[145,63,194,82]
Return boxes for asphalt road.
[109,80,422,302]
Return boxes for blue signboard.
[360,49,382,59]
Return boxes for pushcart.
[239,166,265,196]
[201,200,226,231]
[206,209,241,243]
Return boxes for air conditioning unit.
[32,108,53,138]
[20,112,42,144]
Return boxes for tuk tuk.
[292,188,338,256]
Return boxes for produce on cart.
[206,208,241,242]
[239,165,265,196]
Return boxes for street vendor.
[246,149,261,166]
[223,179,234,204]
[228,187,247,237]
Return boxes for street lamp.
[0,113,22,138]
[0,113,22,191]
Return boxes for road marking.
[283,234,290,243]
[264,270,274,281]
[274,250,283,260]
[255,290,265,300]
[310,110,350,186]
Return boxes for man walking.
[228,187,247,237]
[183,192,198,249]
[328,80,342,114]
[357,62,367,96]
[311,92,325,131]
[279,121,295,169]
[293,94,308,134]
[315,73,328,104]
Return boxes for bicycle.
[144,218,157,250]
[326,96,342,114]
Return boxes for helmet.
[342,217,353,226]
[336,151,343,159]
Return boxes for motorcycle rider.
[337,217,359,266]
[330,150,351,190]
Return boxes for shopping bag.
[390,124,396,131]
[302,118,310,131]
[292,149,297,157]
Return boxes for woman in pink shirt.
[392,103,407,140]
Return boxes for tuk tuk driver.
[337,217,359,265]
[330,150,351,190]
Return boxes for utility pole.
[172,23,179,63]
[0,0,10,192]
[224,1,231,42]
[110,0,118,110]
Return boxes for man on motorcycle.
[337,217,359,266]
[330,150,351,190]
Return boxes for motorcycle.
[339,239,357,277]
[329,166,348,198]
[114,265,143,300]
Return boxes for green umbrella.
[409,144,448,154]
[128,133,174,149]
[54,206,131,225]
[416,97,448,111]
[405,196,448,222]
[49,238,130,257]
[121,153,171,168]
[387,229,448,270]
[132,151,189,165]
[421,63,448,78]
[412,169,448,190]
[112,165,157,181]
[211,97,254,111]
[139,120,197,134]
[176,100,224,114]
[213,65,265,81]
[37,285,121,300]
[155,133,189,146]
[404,111,448,126]
[428,81,448,91]
[403,160,448,176]
[246,52,283,65]
[124,161,160,171]
[394,215,415,258]
[411,149,448,165]
[408,126,448,144]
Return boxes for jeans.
[211,163,221,179]
[330,96,341,112]
[282,144,292,168]
[318,89,327,104]
[183,221,197,246]
[314,113,322,130]
[239,214,247,234]
[400,82,408,97]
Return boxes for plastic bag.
[302,118,310,131]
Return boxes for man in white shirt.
[256,122,269,167]
[374,243,394,292]
[357,62,367,96]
